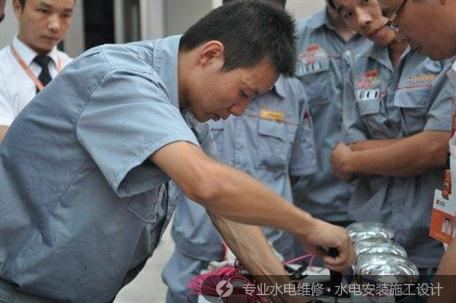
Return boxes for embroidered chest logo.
[401,73,437,90]
[408,73,437,83]
[260,109,285,122]
[298,44,328,73]
[356,69,381,101]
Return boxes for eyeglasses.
[385,0,408,30]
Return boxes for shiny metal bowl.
[347,221,394,243]
[354,239,408,261]
[354,253,419,284]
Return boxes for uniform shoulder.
[0,45,11,58]
[74,42,157,75]
[0,45,15,75]
[295,10,325,33]
[275,76,305,100]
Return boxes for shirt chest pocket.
[393,89,430,134]
[356,98,387,137]
[128,185,168,225]
[296,58,331,104]
[254,119,296,172]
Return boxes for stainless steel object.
[347,221,394,243]
[354,253,419,284]
[354,239,408,261]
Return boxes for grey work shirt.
[344,45,454,268]
[172,76,317,260]
[0,36,207,302]
[292,9,372,222]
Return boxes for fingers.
[322,234,354,272]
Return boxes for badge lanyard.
[10,46,63,92]
[442,108,456,198]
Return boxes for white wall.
[287,0,325,20]
[0,0,16,49]
[0,0,326,53]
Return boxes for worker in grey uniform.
[162,2,316,302]
[375,1,456,301]
[331,0,454,300]
[292,0,371,242]
[163,74,317,303]
[0,1,353,302]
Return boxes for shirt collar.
[367,44,411,72]
[12,35,59,66]
[306,10,329,30]
[153,35,181,110]
[272,76,286,99]
[447,61,456,85]
[306,9,361,42]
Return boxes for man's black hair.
[327,0,337,9]
[18,0,76,8]
[222,0,286,9]
[180,0,296,76]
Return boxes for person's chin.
[428,47,455,61]
[194,113,210,123]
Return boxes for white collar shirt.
[0,36,72,126]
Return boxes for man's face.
[378,0,456,59]
[335,0,396,46]
[187,58,278,123]
[0,0,6,23]
[14,0,74,54]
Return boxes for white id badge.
[430,189,456,247]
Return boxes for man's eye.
[342,11,353,20]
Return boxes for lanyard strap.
[10,46,62,92]
[442,103,456,198]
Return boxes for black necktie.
[33,55,52,93]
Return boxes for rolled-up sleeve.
[424,63,455,132]
[76,68,198,197]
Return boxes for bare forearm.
[153,142,353,272]
[209,212,287,276]
[0,125,8,142]
[346,131,449,176]
[428,242,456,303]
[349,138,400,151]
[209,213,309,303]
[203,161,314,239]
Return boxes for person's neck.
[177,50,189,111]
[17,34,51,56]
[388,39,408,67]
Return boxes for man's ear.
[199,40,224,66]
[12,0,24,18]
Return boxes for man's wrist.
[293,210,316,241]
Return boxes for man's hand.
[331,143,354,181]
[299,219,354,272]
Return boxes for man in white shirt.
[0,0,74,141]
